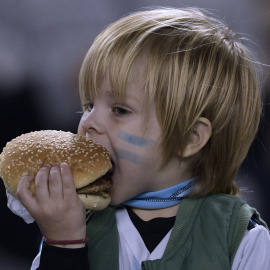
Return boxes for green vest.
[86,194,269,270]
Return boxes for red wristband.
[42,236,89,245]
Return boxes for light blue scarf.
[122,178,195,209]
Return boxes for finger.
[35,164,51,202]
[16,173,36,210]
[60,163,77,198]
[48,163,63,199]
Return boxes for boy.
[12,7,270,270]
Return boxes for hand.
[17,163,87,248]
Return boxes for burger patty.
[76,173,112,194]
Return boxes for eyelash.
[112,107,131,117]
[85,102,93,112]
[80,102,131,117]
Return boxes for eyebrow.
[104,90,141,105]
[118,130,155,147]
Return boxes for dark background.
[0,0,269,269]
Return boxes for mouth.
[109,159,114,175]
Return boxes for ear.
[180,117,212,158]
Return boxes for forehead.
[96,76,143,105]
[83,54,149,103]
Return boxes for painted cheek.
[115,148,144,165]
[117,130,155,147]
[114,130,156,165]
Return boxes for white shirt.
[116,207,172,270]
[232,224,270,269]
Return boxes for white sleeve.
[232,225,270,270]
[6,190,34,224]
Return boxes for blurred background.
[0,0,269,268]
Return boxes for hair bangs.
[79,26,150,107]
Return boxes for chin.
[108,190,126,206]
[109,197,123,206]
[109,185,138,206]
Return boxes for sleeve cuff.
[38,242,89,270]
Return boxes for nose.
[78,109,105,137]
[78,109,112,155]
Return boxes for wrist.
[43,236,89,249]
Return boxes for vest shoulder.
[164,194,252,269]
[195,193,263,264]
[203,193,245,205]
[196,194,257,224]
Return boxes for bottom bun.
[78,193,111,210]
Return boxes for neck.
[131,203,180,221]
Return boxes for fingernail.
[22,172,33,177]
[60,163,68,169]
[51,163,60,167]
[43,163,51,168]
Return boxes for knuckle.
[35,180,44,189]
[49,176,59,187]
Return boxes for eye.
[82,101,93,112]
[112,106,131,117]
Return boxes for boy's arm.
[37,242,89,270]
[16,163,90,268]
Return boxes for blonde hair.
[79,7,262,197]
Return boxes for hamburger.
[0,130,112,210]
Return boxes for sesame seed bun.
[0,130,112,210]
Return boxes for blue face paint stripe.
[116,149,144,164]
[118,130,155,147]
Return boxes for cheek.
[113,130,162,170]
[115,148,146,166]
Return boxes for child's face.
[78,70,184,205]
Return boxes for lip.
[109,159,114,176]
